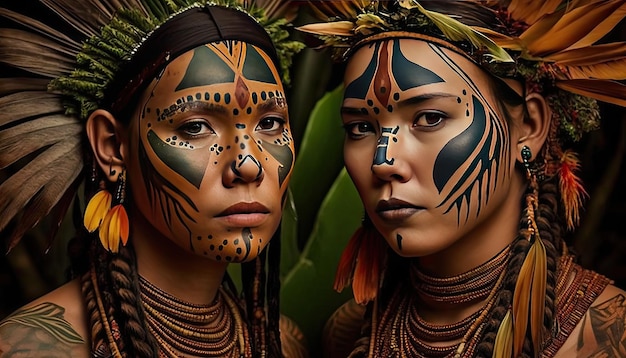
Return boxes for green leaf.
[289,85,346,248]
[280,168,362,354]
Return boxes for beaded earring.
[510,146,548,356]
[83,168,129,253]
[334,214,387,304]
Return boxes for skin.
[328,37,626,358]
[0,41,294,357]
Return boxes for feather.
[0,8,80,53]
[558,150,588,230]
[333,227,363,294]
[506,0,562,25]
[0,78,49,96]
[297,21,356,37]
[0,29,75,77]
[524,1,626,57]
[84,191,112,233]
[0,92,63,127]
[529,237,547,356]
[548,42,626,66]
[565,2,626,50]
[471,26,523,50]
[398,0,513,62]
[99,204,129,253]
[556,79,626,107]
[492,310,513,358]
[512,242,534,357]
[351,226,384,304]
[1,138,82,250]
[0,115,82,169]
[39,0,117,37]
[512,236,548,357]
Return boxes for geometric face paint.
[125,41,294,263]
[341,38,517,259]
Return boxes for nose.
[370,126,411,182]
[223,139,264,187]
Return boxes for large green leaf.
[289,85,346,248]
[280,168,362,356]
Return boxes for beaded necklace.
[372,245,511,357]
[139,276,251,358]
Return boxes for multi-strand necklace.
[372,245,511,358]
[139,276,251,358]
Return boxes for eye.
[413,111,446,129]
[256,116,285,132]
[343,121,375,139]
[178,120,214,137]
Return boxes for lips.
[375,198,423,222]
[216,202,270,227]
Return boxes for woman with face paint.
[300,1,626,357]
[0,1,305,357]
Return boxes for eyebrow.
[397,92,458,108]
[257,97,287,113]
[162,101,228,119]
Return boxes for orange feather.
[558,150,589,230]
[556,79,626,107]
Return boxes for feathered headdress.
[0,0,303,252]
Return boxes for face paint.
[126,41,294,263]
[341,38,520,258]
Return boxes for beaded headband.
[0,0,303,251]
[299,0,626,229]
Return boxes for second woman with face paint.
[300,1,626,357]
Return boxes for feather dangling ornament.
[493,310,513,358]
[83,190,112,233]
[99,204,129,253]
[558,150,588,230]
[334,217,386,304]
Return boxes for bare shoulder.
[0,278,90,357]
[555,283,626,358]
[322,299,367,358]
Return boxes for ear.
[86,109,127,182]
[516,92,551,162]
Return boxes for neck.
[131,210,229,305]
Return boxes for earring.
[99,169,129,253]
[83,168,129,253]
[511,145,547,357]
[334,214,386,305]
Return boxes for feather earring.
[333,214,386,305]
[511,146,547,357]
[99,169,129,253]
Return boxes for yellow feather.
[524,1,626,57]
[493,310,513,358]
[530,237,547,356]
[84,190,112,232]
[512,243,535,357]
[557,79,626,107]
[297,21,356,36]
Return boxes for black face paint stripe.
[435,97,507,223]
[392,39,444,91]
[242,45,277,84]
[175,45,235,91]
[240,227,252,261]
[147,129,209,188]
[345,42,382,100]
[396,234,403,251]
[261,139,294,188]
[373,126,398,166]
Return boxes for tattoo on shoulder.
[577,293,626,357]
[0,302,84,357]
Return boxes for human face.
[125,42,294,263]
[341,38,522,258]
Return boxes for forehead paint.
[175,45,235,90]
[241,45,278,84]
[147,129,209,188]
[434,95,507,223]
[374,126,399,166]
[345,39,444,102]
